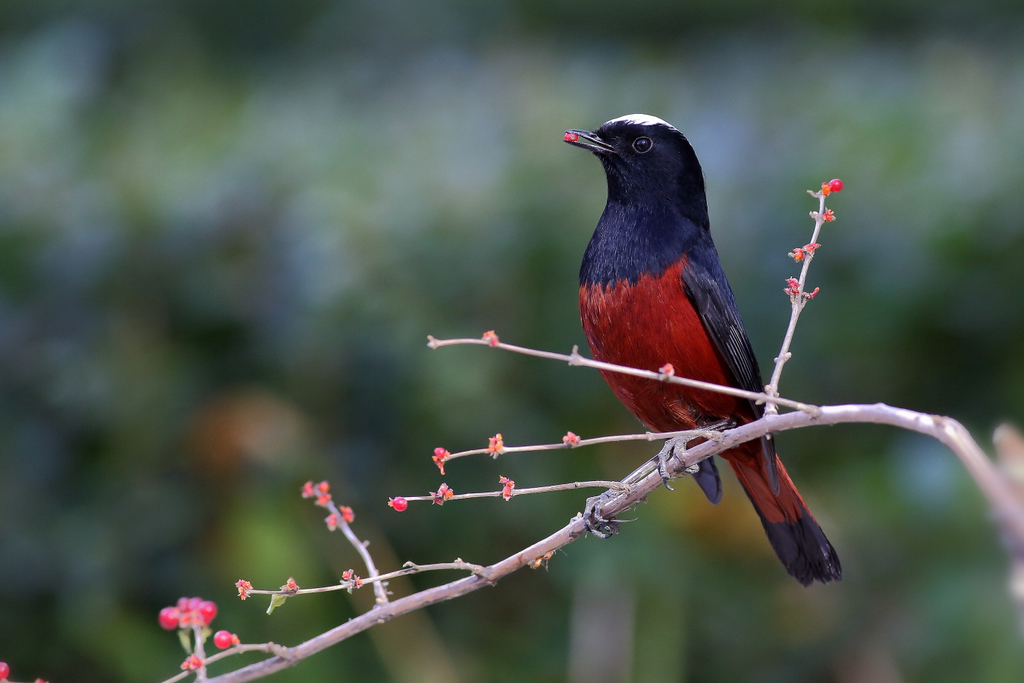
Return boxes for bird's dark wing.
[681,248,780,493]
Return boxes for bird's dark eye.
[632,136,653,153]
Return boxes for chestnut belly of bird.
[579,256,842,586]
[579,259,753,433]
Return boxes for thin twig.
[242,560,489,597]
[427,337,818,414]
[400,479,630,504]
[442,427,713,462]
[764,189,830,415]
[160,644,294,683]
[321,498,389,605]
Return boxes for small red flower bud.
[486,433,504,456]
[282,577,299,593]
[499,475,515,501]
[482,330,500,347]
[0,662,9,680]
[213,630,235,649]
[158,606,180,630]
[562,431,581,447]
[181,654,203,671]
[806,287,821,300]
[431,483,454,504]
[315,481,330,494]
[197,600,218,626]
[658,363,675,377]
[784,278,801,297]
[822,208,835,222]
[789,248,805,262]
[829,178,843,193]
[316,492,332,507]
[340,506,355,523]
[301,481,315,498]
[236,579,253,600]
[388,496,409,512]
[325,512,339,530]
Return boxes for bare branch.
[440,427,715,463]
[204,402,1024,682]
[399,479,630,505]
[427,336,818,414]
[311,487,389,605]
[242,560,490,598]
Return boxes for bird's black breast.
[579,202,706,287]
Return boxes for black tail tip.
[764,516,842,586]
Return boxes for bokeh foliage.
[2,2,1024,681]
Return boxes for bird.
[564,114,841,585]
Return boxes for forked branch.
[201,400,1024,682]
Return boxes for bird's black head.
[565,114,709,231]
[567,115,714,286]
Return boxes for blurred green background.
[2,1,1024,681]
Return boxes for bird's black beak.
[564,129,616,154]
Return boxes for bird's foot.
[654,419,734,489]
[582,492,620,538]
[655,436,698,490]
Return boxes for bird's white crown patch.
[604,114,677,130]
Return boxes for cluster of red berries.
[159,597,219,630]
[159,597,241,661]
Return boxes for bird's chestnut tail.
[727,449,842,586]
